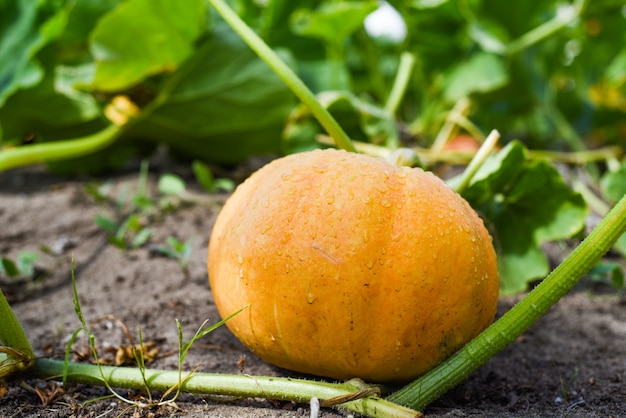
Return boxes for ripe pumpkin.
[208,149,499,382]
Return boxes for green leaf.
[212,178,235,193]
[17,251,40,277]
[0,0,69,106]
[1,258,19,278]
[158,174,186,196]
[127,22,295,164]
[600,162,626,203]
[460,141,588,294]
[94,214,118,233]
[443,52,509,101]
[192,160,216,192]
[587,262,624,289]
[290,2,378,44]
[89,0,206,91]
[131,228,153,249]
[166,236,184,252]
[600,162,626,257]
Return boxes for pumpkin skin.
[208,149,499,382]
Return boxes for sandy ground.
[1,164,625,417]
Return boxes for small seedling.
[192,160,235,193]
[151,236,195,271]
[0,252,40,279]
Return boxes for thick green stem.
[388,194,626,410]
[23,358,420,418]
[0,290,35,376]
[0,124,123,173]
[206,0,356,153]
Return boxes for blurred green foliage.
[1,0,624,171]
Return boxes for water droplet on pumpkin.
[307,293,315,304]
[381,200,392,208]
[366,260,375,269]
[326,195,335,204]
[237,253,244,264]
[238,268,244,278]
[285,263,290,273]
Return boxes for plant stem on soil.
[0,291,34,375]
[388,193,626,411]
[20,358,420,418]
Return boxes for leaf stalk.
[206,0,357,153]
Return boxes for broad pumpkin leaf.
[0,60,101,141]
[89,0,206,91]
[125,23,295,164]
[0,0,68,106]
[459,141,588,294]
[600,161,626,256]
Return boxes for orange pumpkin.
[208,149,499,382]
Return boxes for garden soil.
[1,163,625,418]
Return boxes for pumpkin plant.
[1,0,625,416]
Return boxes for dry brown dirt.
[1,162,625,417]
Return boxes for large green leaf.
[89,0,206,91]
[460,142,588,294]
[126,24,295,164]
[0,0,68,106]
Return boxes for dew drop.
[391,232,403,242]
[381,200,392,208]
[326,195,335,204]
[366,260,375,269]
[307,293,315,304]
[238,268,244,278]
[237,253,244,264]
